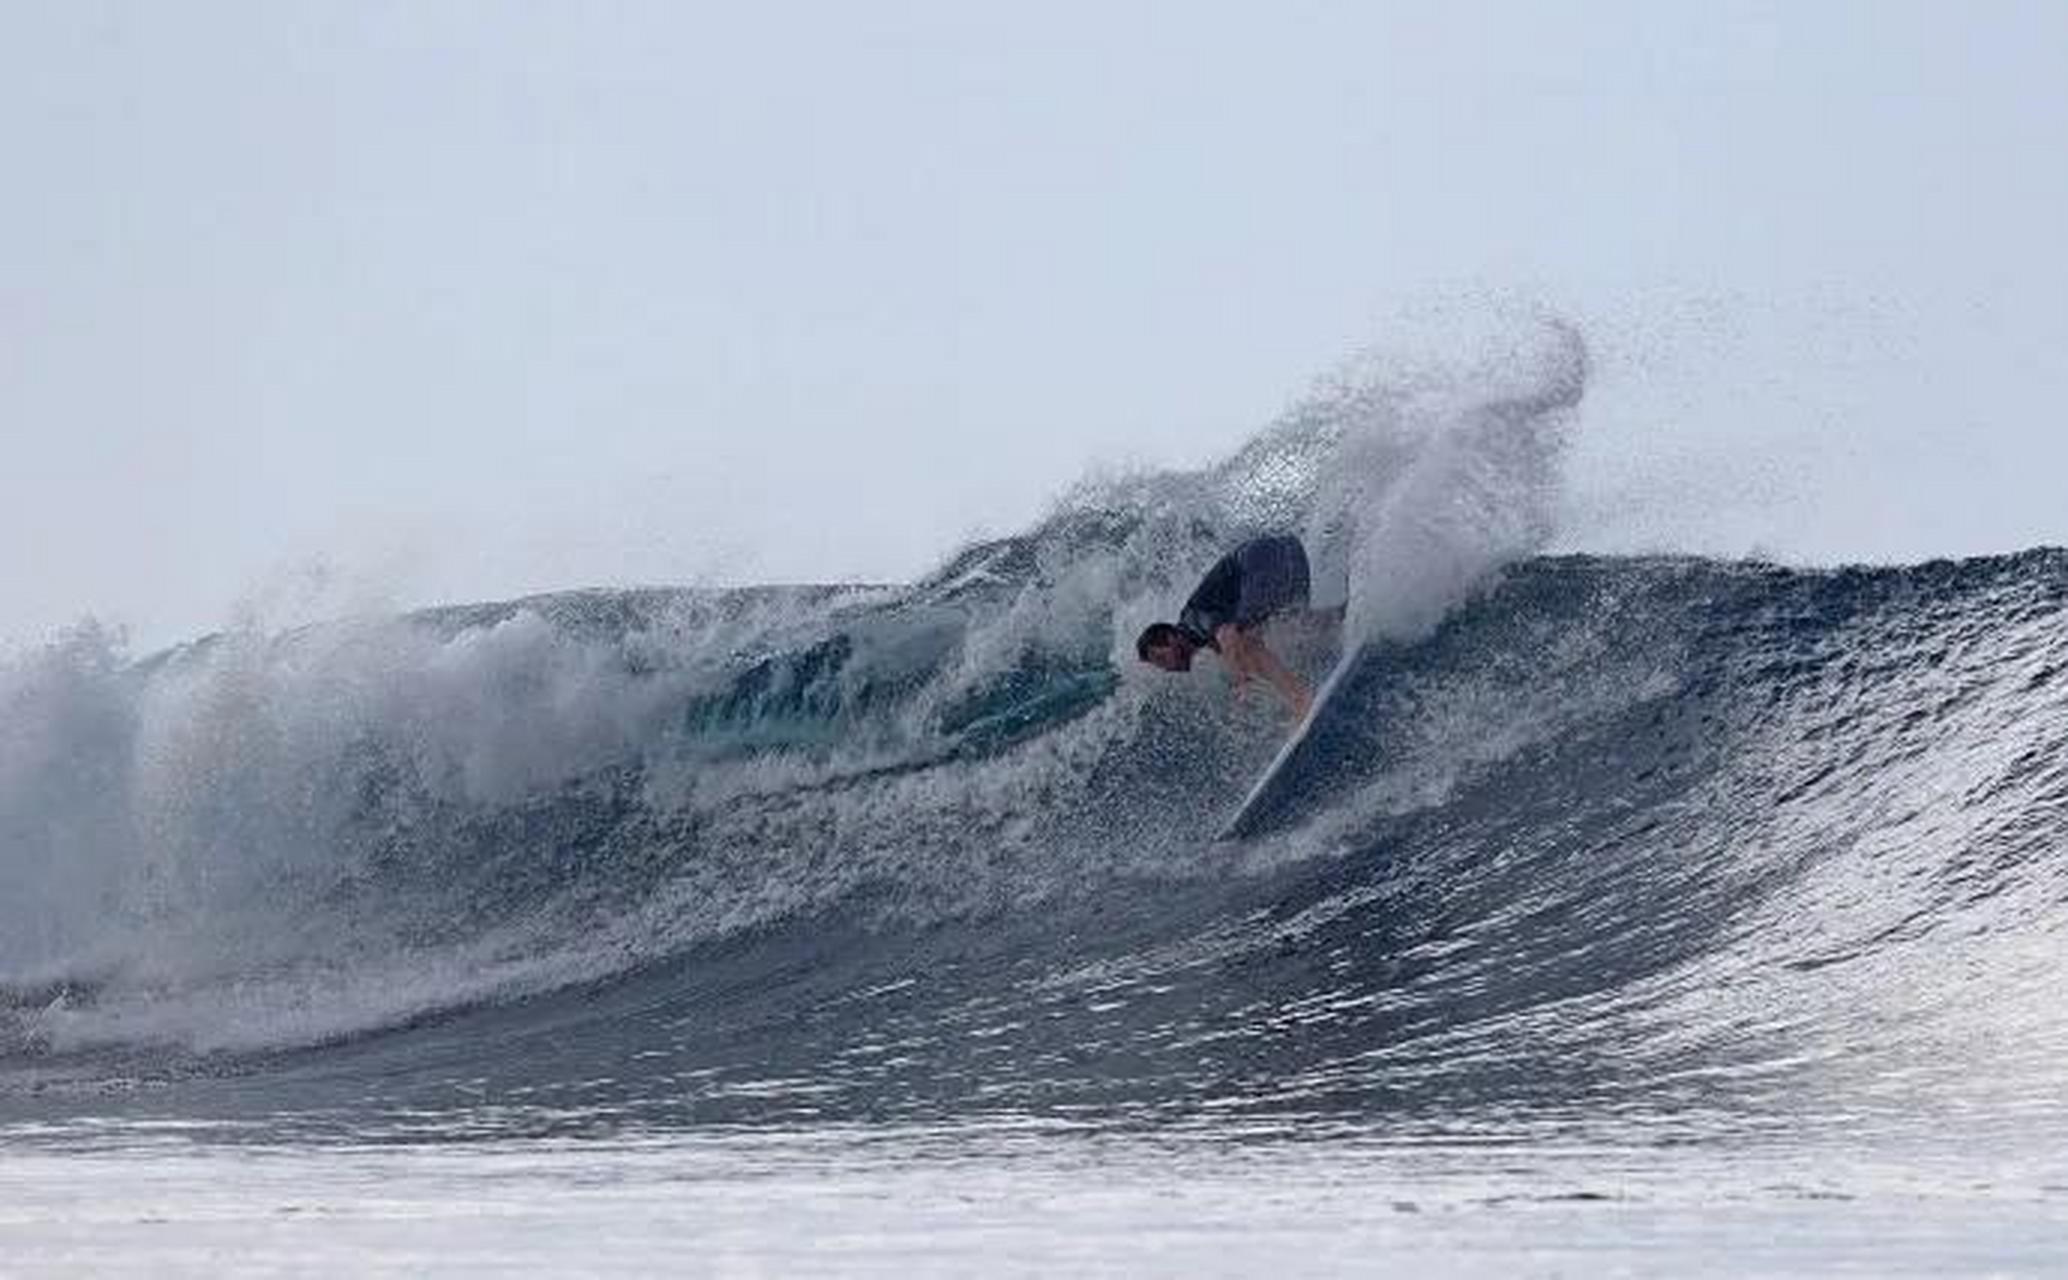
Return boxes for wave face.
[6,322,2068,1145]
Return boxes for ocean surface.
[6,326,2068,1273]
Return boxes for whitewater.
[6,319,2068,1274]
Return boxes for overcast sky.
[5,2,2066,649]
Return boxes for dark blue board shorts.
[1178,535,1311,646]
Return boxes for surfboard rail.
[1219,642,1365,840]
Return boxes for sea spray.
[0,318,1594,1058]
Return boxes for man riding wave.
[1135,533,1326,722]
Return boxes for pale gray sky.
[5,2,2066,648]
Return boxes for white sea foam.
[1307,317,1587,643]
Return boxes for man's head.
[1135,622,1197,673]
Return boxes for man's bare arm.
[1215,625,1314,722]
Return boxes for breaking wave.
[6,318,2065,1147]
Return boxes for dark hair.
[1135,622,1183,661]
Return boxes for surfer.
[1135,533,1320,721]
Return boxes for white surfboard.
[1219,642,1364,840]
